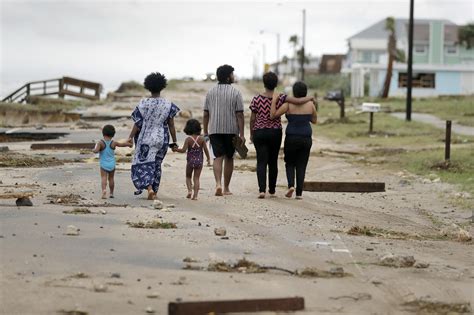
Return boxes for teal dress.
[99,140,116,172]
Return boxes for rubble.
[15,197,33,207]
[126,220,177,229]
[379,254,415,268]
[66,225,80,236]
[214,227,226,236]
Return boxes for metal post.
[406,0,414,121]
[300,9,306,81]
[445,120,451,162]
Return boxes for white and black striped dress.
[204,84,244,135]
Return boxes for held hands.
[206,159,211,166]
[126,138,133,148]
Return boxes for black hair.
[263,72,278,90]
[144,72,167,93]
[293,81,308,97]
[102,124,116,137]
[183,119,202,135]
[216,64,234,84]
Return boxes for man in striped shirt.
[203,64,245,196]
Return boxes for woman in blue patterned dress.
[128,72,180,200]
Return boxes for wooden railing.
[2,77,102,103]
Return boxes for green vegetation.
[0,96,88,112]
[126,220,177,229]
[380,96,474,127]
[115,80,146,93]
[316,99,474,207]
[305,74,351,96]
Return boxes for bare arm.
[128,124,140,143]
[285,95,314,105]
[249,112,256,142]
[236,111,245,141]
[203,110,209,135]
[168,117,177,143]
[92,141,103,153]
[112,139,133,149]
[311,106,318,124]
[175,138,189,153]
[200,136,211,165]
[270,93,289,119]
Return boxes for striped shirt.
[250,94,287,130]
[204,84,244,135]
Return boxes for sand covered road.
[0,82,472,314]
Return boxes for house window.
[414,45,427,54]
[445,45,458,55]
[398,73,435,88]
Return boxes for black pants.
[284,135,312,196]
[253,128,282,193]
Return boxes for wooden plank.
[303,181,385,192]
[31,143,95,150]
[0,192,34,199]
[168,297,304,315]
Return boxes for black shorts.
[209,134,236,159]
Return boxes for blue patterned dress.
[131,97,180,194]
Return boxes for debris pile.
[126,220,177,229]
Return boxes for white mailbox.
[362,103,381,112]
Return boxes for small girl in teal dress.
[93,125,132,199]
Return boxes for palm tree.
[380,17,396,98]
[458,23,474,49]
[289,35,299,75]
[380,17,405,98]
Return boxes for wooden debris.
[303,181,385,192]
[168,297,305,315]
[0,192,34,199]
[31,143,95,150]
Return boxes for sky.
[1,0,473,96]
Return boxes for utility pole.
[406,0,414,121]
[300,9,306,81]
[276,33,280,76]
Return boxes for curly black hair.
[144,72,167,93]
[293,81,308,98]
[183,119,202,135]
[263,72,278,90]
[102,124,116,137]
[216,64,234,84]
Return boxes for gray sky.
[1,0,473,96]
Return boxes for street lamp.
[260,30,281,76]
[250,40,266,76]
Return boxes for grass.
[316,99,474,208]
[365,95,474,127]
[0,95,92,113]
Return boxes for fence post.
[369,112,374,133]
[445,120,451,162]
[338,90,345,119]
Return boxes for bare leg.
[147,185,155,200]
[186,165,193,198]
[100,169,107,199]
[213,156,224,196]
[192,167,202,200]
[108,170,115,198]
[223,157,234,195]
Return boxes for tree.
[458,23,474,49]
[289,35,299,75]
[380,17,405,98]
